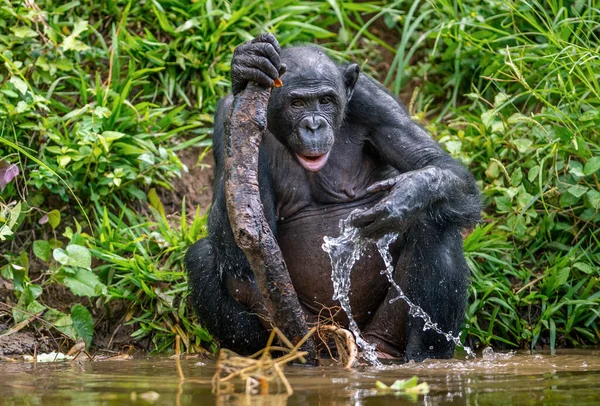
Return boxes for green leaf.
[511,167,523,186]
[555,267,570,288]
[48,209,61,229]
[528,165,540,183]
[495,196,512,212]
[444,140,462,155]
[33,240,51,262]
[11,26,38,38]
[494,93,509,107]
[53,245,91,269]
[512,138,533,154]
[390,376,419,390]
[57,155,72,167]
[9,76,28,94]
[586,189,600,208]
[148,188,166,219]
[485,161,500,179]
[71,304,94,348]
[66,244,92,269]
[579,109,599,121]
[569,161,585,178]
[63,37,90,52]
[27,300,46,315]
[584,157,600,175]
[53,248,69,265]
[573,262,594,275]
[43,309,76,339]
[72,20,89,36]
[63,269,105,297]
[481,110,495,129]
[567,184,588,198]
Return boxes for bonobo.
[185,33,480,362]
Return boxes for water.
[322,212,380,366]
[323,210,474,364]
[1,349,599,405]
[375,233,475,358]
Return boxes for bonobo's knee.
[184,239,217,314]
[185,238,269,354]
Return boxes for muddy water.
[1,349,599,405]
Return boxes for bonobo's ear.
[343,63,360,100]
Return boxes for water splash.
[322,210,475,365]
[375,233,475,359]
[322,210,381,366]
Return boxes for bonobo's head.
[267,46,359,172]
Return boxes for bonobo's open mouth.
[295,152,330,172]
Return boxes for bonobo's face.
[267,47,359,172]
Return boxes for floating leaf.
[375,376,429,395]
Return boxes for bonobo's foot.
[364,333,403,360]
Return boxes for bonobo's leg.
[363,220,469,362]
[185,239,269,354]
[185,95,276,355]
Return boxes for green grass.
[1,0,598,354]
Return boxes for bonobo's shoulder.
[346,73,409,123]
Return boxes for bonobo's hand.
[231,33,287,95]
[350,167,448,238]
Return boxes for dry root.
[317,325,357,369]
[212,327,313,396]
[314,305,358,369]
[212,323,358,397]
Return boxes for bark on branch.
[224,83,318,364]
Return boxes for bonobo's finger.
[367,177,398,193]
[251,32,282,54]
[242,66,274,89]
[238,55,279,80]
[349,202,391,229]
[278,63,287,76]
[359,219,392,239]
[250,43,283,73]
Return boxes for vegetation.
[1,0,598,355]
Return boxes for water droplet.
[482,347,495,360]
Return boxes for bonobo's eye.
[291,99,304,108]
[319,96,333,105]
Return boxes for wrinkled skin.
[185,33,481,362]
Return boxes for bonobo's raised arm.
[348,76,480,237]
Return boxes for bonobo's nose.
[299,115,326,134]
